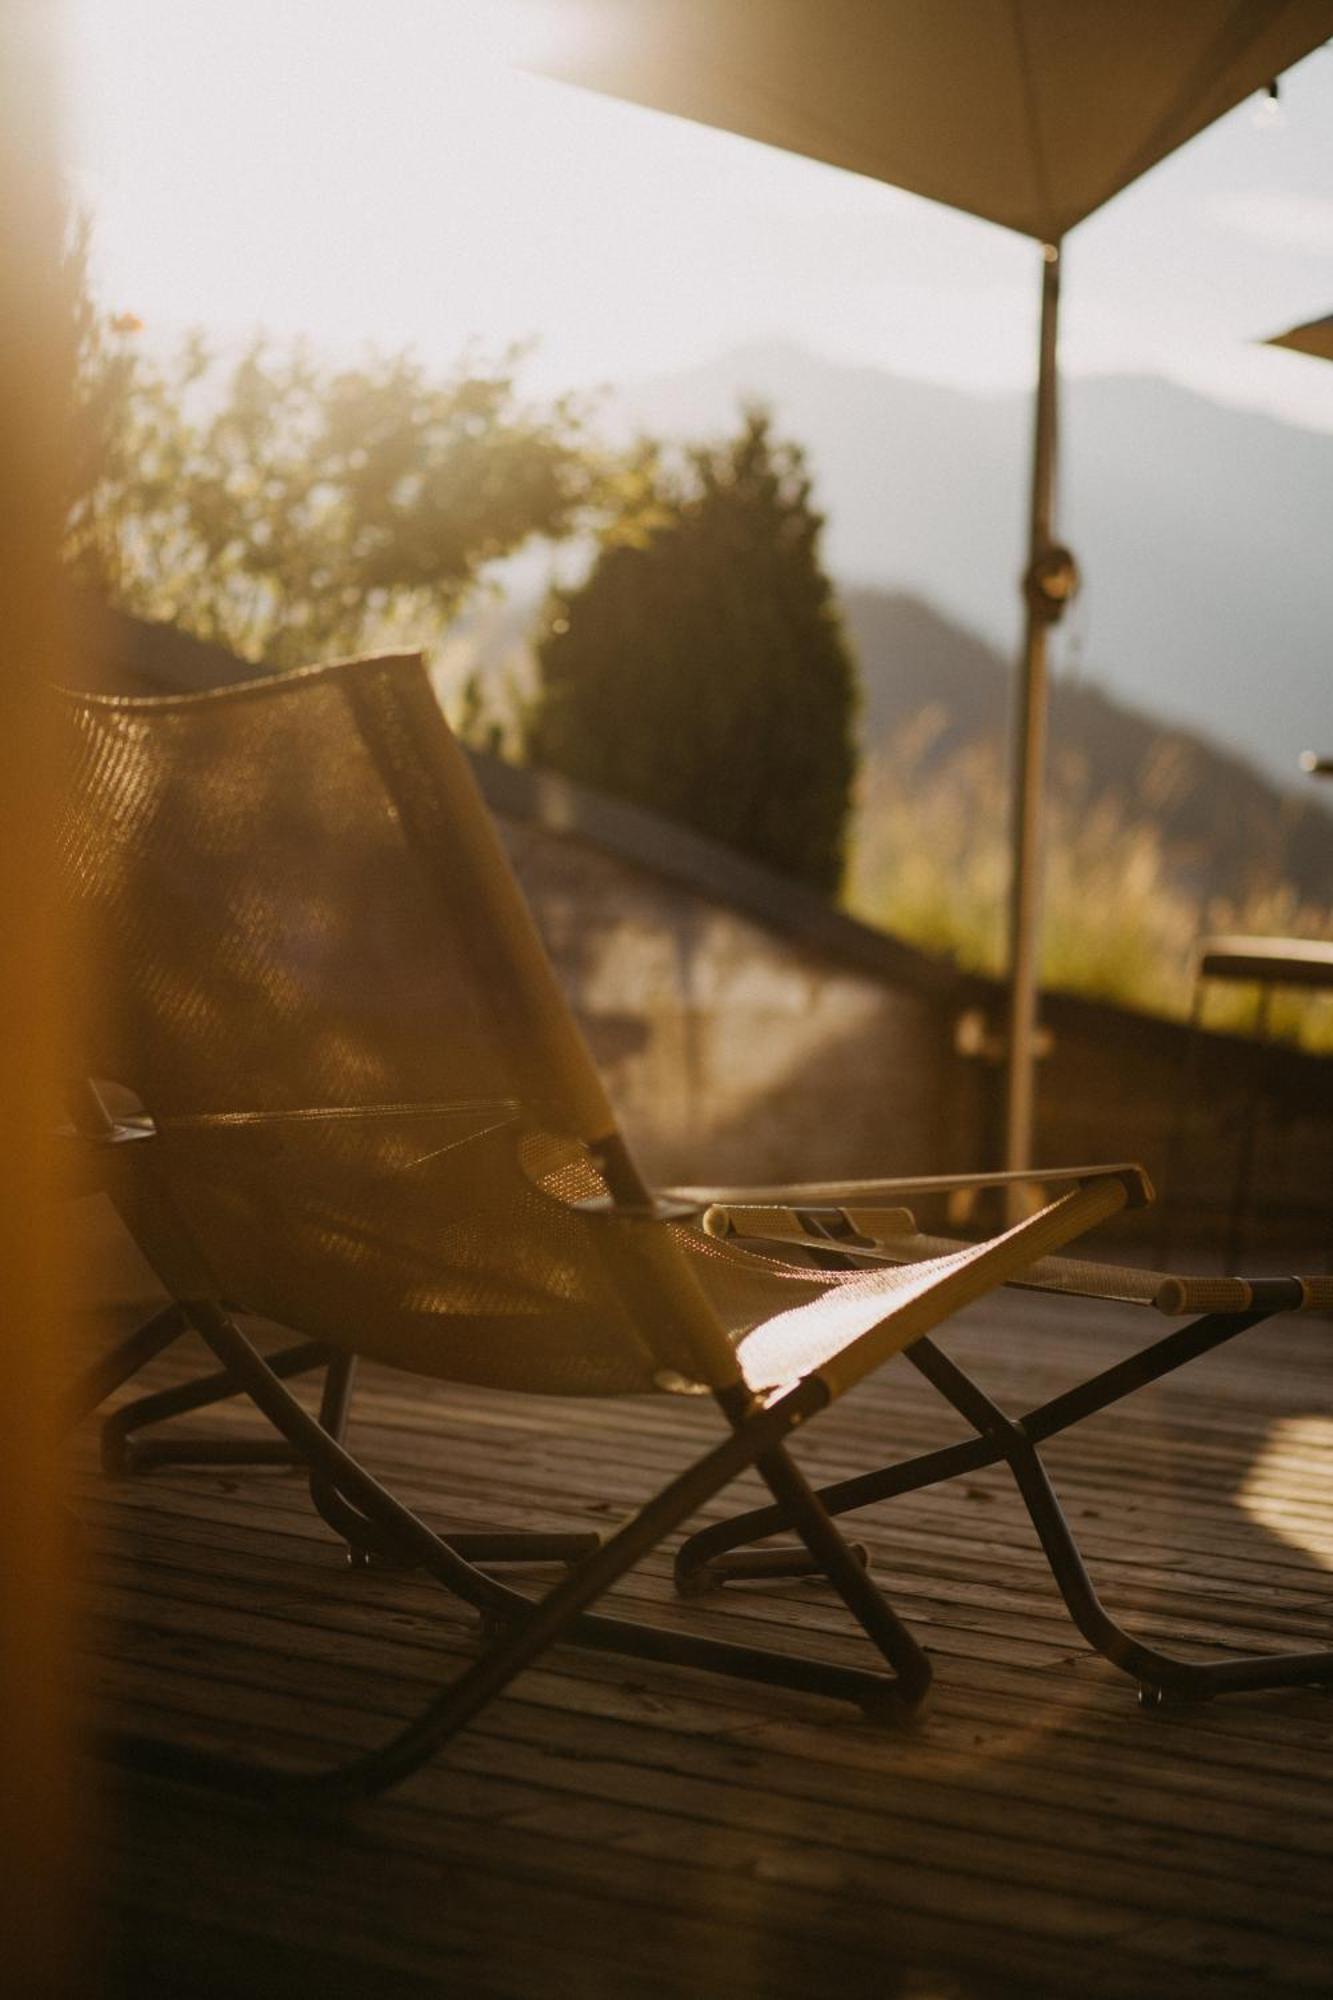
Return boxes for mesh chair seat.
[683,1224,1016,1391]
[143,1108,1046,1397]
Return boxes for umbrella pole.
[1003,241,1062,1202]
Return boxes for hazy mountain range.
[444,564,1332,907]
[441,341,1333,906]
[840,588,1332,907]
[595,341,1333,792]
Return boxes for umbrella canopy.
[536,1,1333,246]
[1268,312,1333,362]
[531,1,1333,1182]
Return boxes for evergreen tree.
[524,409,858,894]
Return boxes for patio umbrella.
[529,0,1333,1181]
[1268,312,1333,362]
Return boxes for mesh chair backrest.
[61,654,713,1396]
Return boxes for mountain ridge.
[840,586,1333,908]
[593,341,1333,787]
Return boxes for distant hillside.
[842,587,1333,908]
[599,342,1333,788]
[434,548,1333,912]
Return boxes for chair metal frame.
[62,1099,336,1479]
[679,1197,1333,1709]
[65,653,1160,1802]
[82,1111,944,1804]
[82,1110,1158,1799]
[66,652,1329,1813]
[69,1099,601,1572]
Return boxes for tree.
[523,408,859,894]
[61,219,141,546]
[65,306,603,670]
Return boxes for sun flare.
[1240,1416,1333,1573]
[63,0,1333,431]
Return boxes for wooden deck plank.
[72,1282,1332,1998]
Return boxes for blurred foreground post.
[0,3,82,1991]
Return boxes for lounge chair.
[56,651,1205,1801]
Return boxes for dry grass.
[846,712,1333,1050]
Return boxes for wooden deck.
[77,1274,1332,2000]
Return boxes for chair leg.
[99,1334,331,1475]
[65,1301,191,1427]
[88,1310,599,1571]
[104,1304,928,1803]
[675,1434,1003,1594]
[906,1335,1333,1705]
[749,1438,932,1712]
[678,1316,1333,1707]
[305,1349,603,1572]
[317,1346,357,1445]
[1007,1425,1332,1705]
